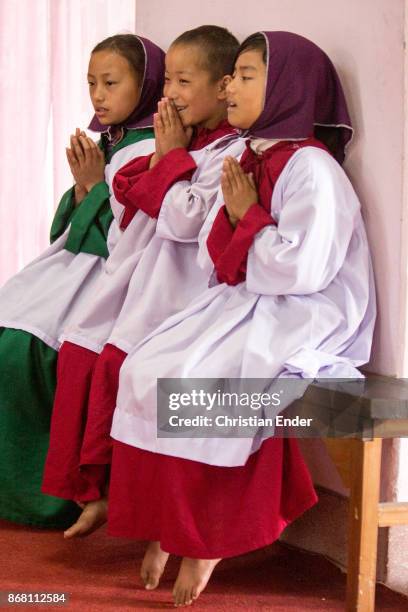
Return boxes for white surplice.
[60,134,246,354]
[0,138,155,350]
[111,146,376,466]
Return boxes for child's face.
[88,51,141,125]
[226,49,266,129]
[164,44,226,129]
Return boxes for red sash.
[206,138,330,285]
[113,121,236,229]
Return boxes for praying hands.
[66,128,105,203]
[221,156,258,227]
[150,97,193,168]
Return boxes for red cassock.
[41,122,237,503]
[106,140,325,558]
[108,437,317,558]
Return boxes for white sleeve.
[246,148,361,295]
[195,187,226,278]
[104,137,156,190]
[156,138,246,242]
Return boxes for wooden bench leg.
[346,438,382,611]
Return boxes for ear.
[216,75,231,100]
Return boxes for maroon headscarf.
[88,35,165,133]
[246,31,353,163]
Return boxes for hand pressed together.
[221,157,258,227]
[66,127,105,195]
[150,98,193,168]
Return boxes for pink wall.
[136,0,405,377]
[135,0,408,595]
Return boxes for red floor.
[0,519,407,611]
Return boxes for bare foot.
[63,498,108,538]
[140,541,170,590]
[173,557,221,606]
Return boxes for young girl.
[0,34,164,529]
[107,31,376,606]
[41,25,245,538]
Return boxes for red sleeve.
[113,154,152,206]
[113,148,197,230]
[211,203,275,286]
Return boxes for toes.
[179,589,186,606]
[191,585,199,600]
[145,571,160,590]
[172,585,180,606]
[173,587,191,607]
[172,557,220,605]
[140,565,156,590]
[140,566,148,586]
[63,520,87,538]
[63,526,77,539]
[140,542,169,590]
[185,588,193,606]
[63,505,106,539]
[63,515,93,538]
[177,588,186,607]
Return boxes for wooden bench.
[294,375,408,611]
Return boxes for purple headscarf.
[88,35,165,133]
[246,31,353,163]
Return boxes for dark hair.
[237,32,267,64]
[171,25,239,81]
[314,126,343,159]
[92,34,145,84]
